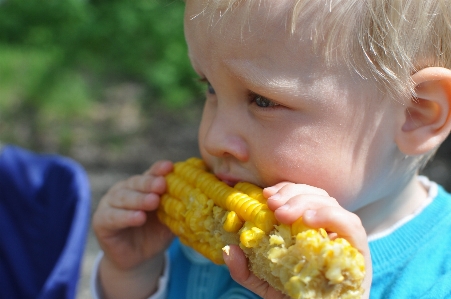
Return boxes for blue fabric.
[369,185,451,299]
[0,145,91,299]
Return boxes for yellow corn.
[157,157,365,299]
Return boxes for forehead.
[184,0,326,79]
[185,2,284,50]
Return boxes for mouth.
[214,173,241,187]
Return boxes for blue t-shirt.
[166,179,451,299]
[369,182,451,298]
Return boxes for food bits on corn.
[222,245,231,256]
[157,157,365,299]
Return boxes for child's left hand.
[223,182,372,299]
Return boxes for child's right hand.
[92,160,175,298]
[224,182,372,299]
[266,182,372,298]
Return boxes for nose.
[200,108,249,162]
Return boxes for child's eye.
[252,94,279,108]
[207,82,216,95]
[198,77,216,95]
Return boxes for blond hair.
[191,0,451,102]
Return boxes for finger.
[274,194,339,224]
[302,207,367,250]
[302,207,373,297]
[94,207,147,234]
[108,189,160,211]
[223,245,288,299]
[265,183,329,210]
[143,160,173,176]
[262,182,291,198]
[115,174,164,195]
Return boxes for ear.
[396,67,451,156]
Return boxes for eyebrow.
[225,59,305,98]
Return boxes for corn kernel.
[157,157,365,299]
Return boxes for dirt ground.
[73,99,451,298]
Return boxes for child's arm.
[92,161,175,299]
[224,182,372,299]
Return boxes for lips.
[214,173,241,187]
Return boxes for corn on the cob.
[157,157,365,299]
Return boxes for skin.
[93,161,174,299]
[92,1,451,298]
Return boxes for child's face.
[185,1,407,211]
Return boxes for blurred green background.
[0,0,203,166]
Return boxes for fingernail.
[304,209,316,219]
[277,204,290,211]
[268,193,280,201]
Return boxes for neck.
[356,175,428,237]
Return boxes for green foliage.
[79,0,201,106]
[0,46,55,110]
[0,0,203,151]
[0,0,201,105]
[0,0,89,46]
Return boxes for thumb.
[223,245,289,299]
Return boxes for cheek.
[197,104,213,159]
[251,131,332,184]
[252,124,369,206]
[197,113,208,147]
